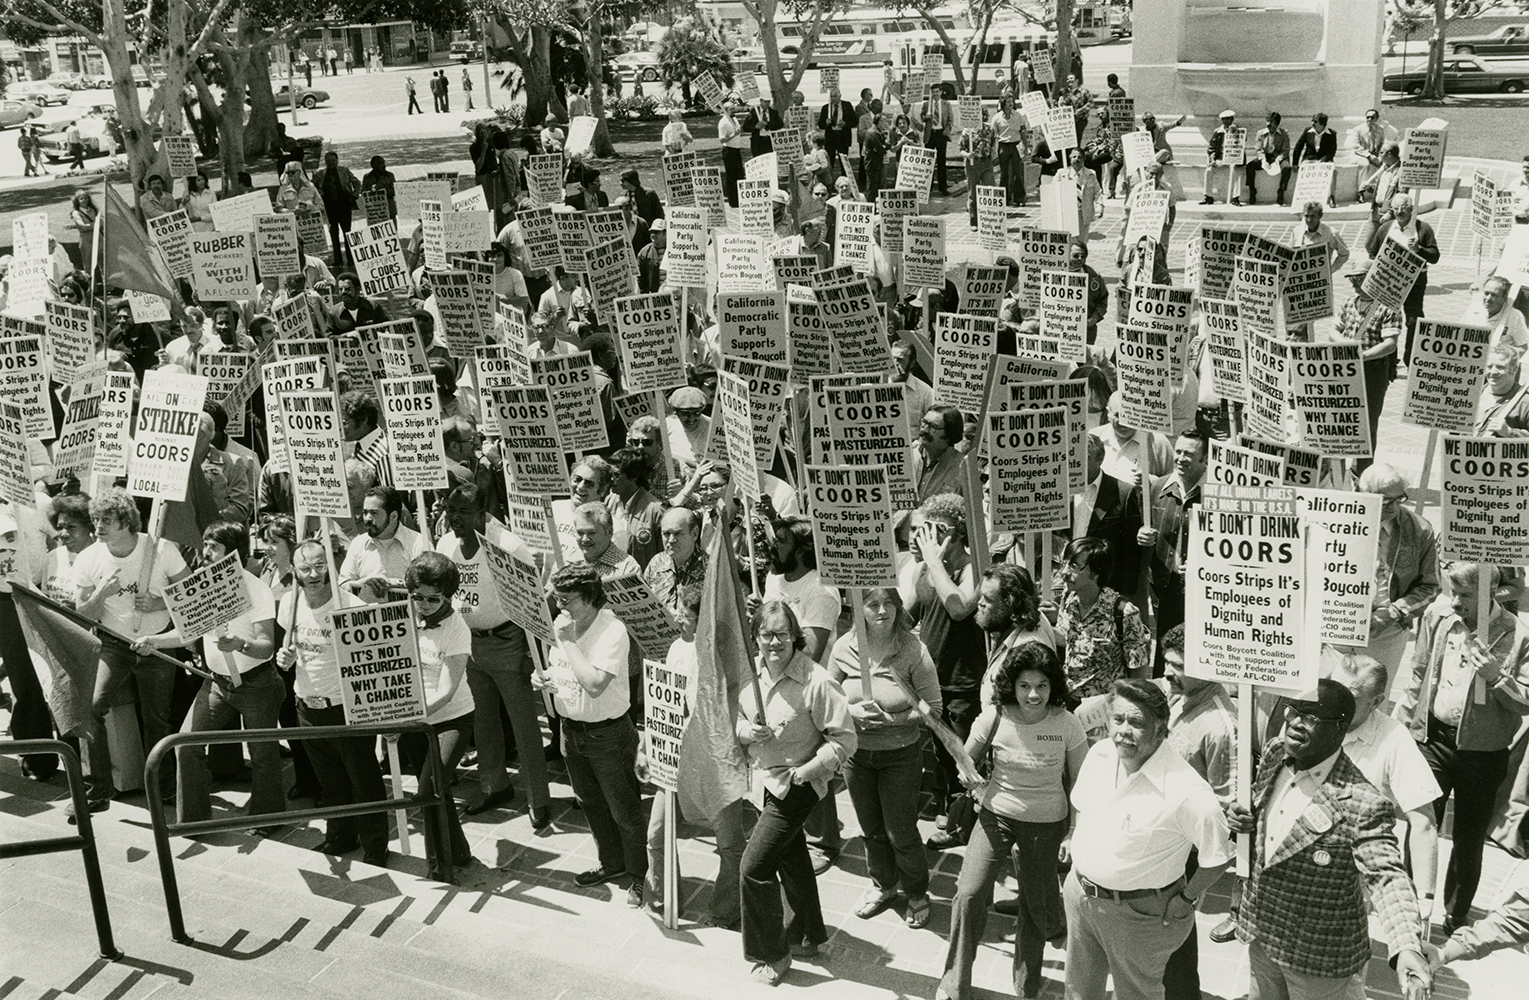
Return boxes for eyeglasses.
[758,631,792,644]
[1284,704,1345,727]
[1380,494,1406,507]
[675,407,704,418]
[551,592,581,606]
[409,592,446,606]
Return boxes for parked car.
[0,99,45,128]
[1451,23,1529,56]
[271,85,329,109]
[7,80,73,106]
[36,110,125,161]
[1383,56,1529,94]
[47,72,89,90]
[614,50,660,83]
[450,40,484,63]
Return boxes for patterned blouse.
[1058,587,1150,698]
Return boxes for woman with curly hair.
[938,640,1087,1000]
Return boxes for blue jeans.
[647,793,749,926]
[92,637,177,799]
[742,782,826,964]
[561,715,647,878]
[298,701,388,854]
[942,809,1067,1000]
[845,740,929,897]
[176,663,285,822]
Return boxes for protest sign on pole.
[1290,161,1335,209]
[1201,298,1247,404]
[531,352,608,451]
[350,219,411,298]
[1237,439,1324,490]
[11,212,47,258]
[565,116,598,157]
[0,318,48,440]
[1003,378,1089,490]
[294,210,328,257]
[1404,320,1491,432]
[934,313,998,414]
[1122,190,1172,247]
[816,276,893,374]
[721,356,791,466]
[960,264,1007,319]
[1121,131,1156,176]
[716,234,771,292]
[1232,254,1282,334]
[1198,226,1248,299]
[1115,326,1176,433]
[738,179,774,239]
[662,151,698,206]
[1400,128,1447,189]
[209,190,273,234]
[442,209,493,255]
[164,551,253,641]
[128,368,209,501]
[281,390,350,518]
[1295,489,1382,647]
[1108,96,1134,134]
[616,292,687,393]
[1288,341,1372,457]
[987,407,1071,532]
[584,236,638,327]
[190,231,257,301]
[772,254,818,289]
[976,185,1007,250]
[51,363,107,484]
[332,602,426,725]
[716,371,761,501]
[516,207,562,273]
[93,369,136,480]
[902,216,946,289]
[146,209,194,278]
[1362,239,1426,310]
[362,188,390,224]
[4,256,49,316]
[665,206,709,288]
[787,284,832,384]
[835,201,877,272]
[0,403,31,505]
[897,146,936,204]
[643,659,687,793]
[1439,436,1529,565]
[1209,439,1287,488]
[420,199,446,271]
[1186,485,1314,691]
[1283,243,1333,323]
[502,494,558,562]
[691,167,728,228]
[604,574,682,655]
[379,376,449,490]
[201,351,253,437]
[253,213,302,277]
[878,189,916,254]
[824,383,917,508]
[371,321,428,378]
[526,153,566,207]
[805,465,899,587]
[1043,107,1077,150]
[429,269,483,351]
[696,70,725,110]
[1245,332,1294,444]
[125,288,172,323]
[719,290,789,366]
[481,521,556,643]
[44,300,94,386]
[958,95,983,132]
[1125,283,1194,371]
[1016,228,1071,311]
[1039,269,1089,362]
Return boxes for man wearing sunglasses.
[1228,679,1431,1000]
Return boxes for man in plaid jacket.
[1228,679,1431,1000]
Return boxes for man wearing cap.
[1065,679,1233,1000]
[665,386,711,470]
[637,218,667,294]
[1336,262,1402,468]
[1227,678,1431,1000]
[1365,194,1439,364]
[1201,110,1243,206]
[819,86,858,180]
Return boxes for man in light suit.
[918,85,953,195]
[1228,679,1431,1000]
[817,86,857,180]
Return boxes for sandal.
[854,887,898,919]
[905,894,932,928]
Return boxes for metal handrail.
[144,722,454,943]
[0,739,123,960]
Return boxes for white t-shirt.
[72,535,188,636]
[419,610,475,724]
[436,533,510,629]
[546,608,631,722]
[277,587,364,701]
[1342,709,1443,816]
[205,570,277,677]
[41,546,79,605]
[765,569,842,637]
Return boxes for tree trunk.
[101,0,164,203]
[244,37,279,159]
[159,0,189,135]
[1424,0,1448,99]
[584,9,617,157]
[1055,0,1077,85]
[523,27,560,129]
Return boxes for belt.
[214,661,276,684]
[1076,873,1185,902]
[301,695,339,710]
[470,621,521,639]
[561,715,625,731]
[1000,140,1022,145]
